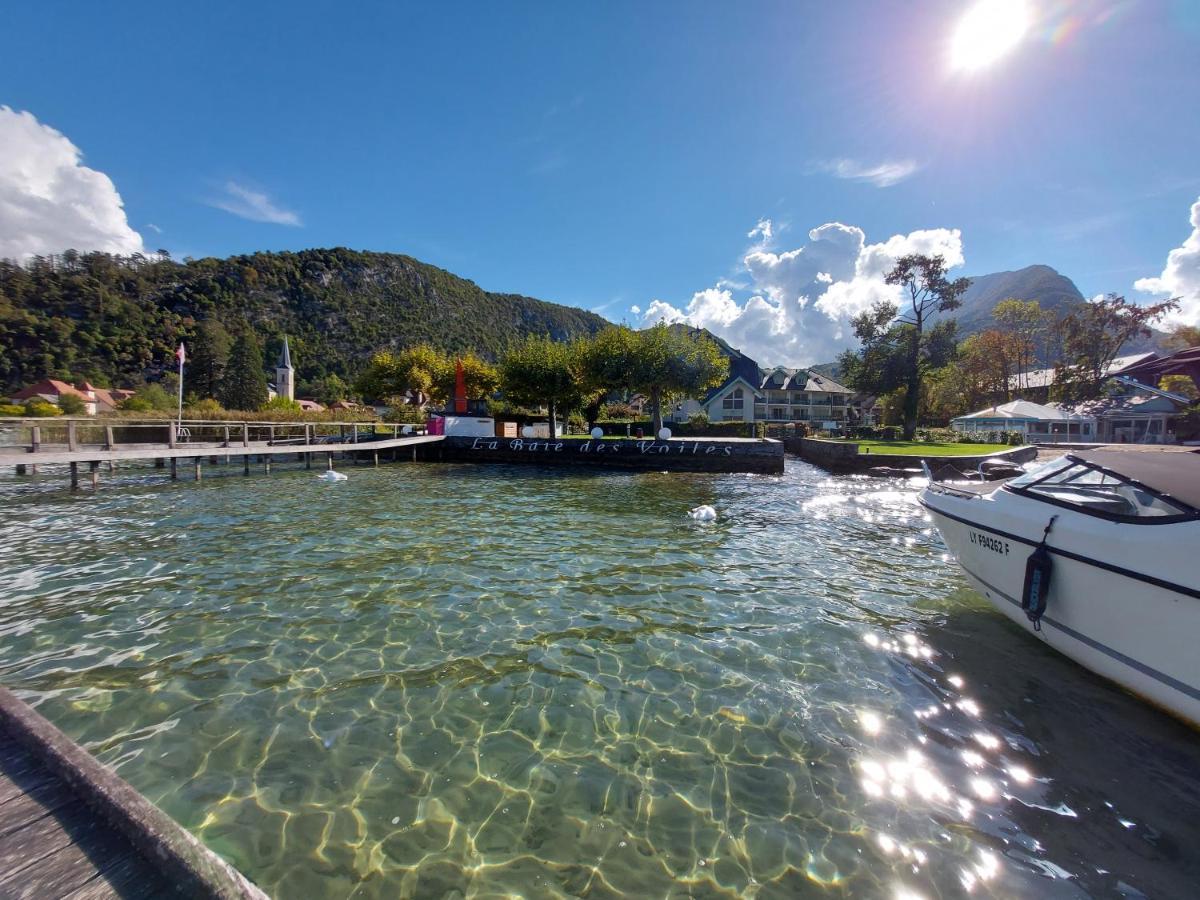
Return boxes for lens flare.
[949,0,1033,72]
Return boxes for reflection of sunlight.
[949,0,1032,72]
[860,710,884,736]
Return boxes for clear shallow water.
[1,459,1198,899]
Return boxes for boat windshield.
[1007,457,1193,519]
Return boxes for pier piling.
[170,458,178,480]
[90,460,99,489]
[15,464,25,475]
[194,459,202,481]
[69,461,79,490]
[243,455,250,476]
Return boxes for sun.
[949,0,1033,72]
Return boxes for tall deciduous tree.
[992,298,1046,390]
[579,324,728,433]
[188,318,231,399]
[1054,294,1179,400]
[499,335,582,436]
[839,299,960,436]
[885,255,970,439]
[219,328,269,411]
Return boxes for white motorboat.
[920,449,1200,726]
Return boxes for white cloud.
[1134,194,1200,327]
[146,222,162,234]
[629,304,641,315]
[208,180,301,226]
[747,218,773,241]
[0,106,144,259]
[813,158,921,188]
[640,221,964,367]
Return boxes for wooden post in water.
[90,460,99,489]
[242,423,249,447]
[16,464,26,475]
[243,455,250,476]
[373,451,379,467]
[67,421,78,452]
[69,461,79,490]
[30,425,41,453]
[170,457,178,480]
[305,450,312,469]
[264,455,272,475]
[155,458,165,469]
[104,425,114,450]
[194,458,202,481]
[224,425,231,447]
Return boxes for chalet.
[8,380,133,415]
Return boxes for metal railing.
[0,417,428,457]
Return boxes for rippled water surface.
[2,459,1199,899]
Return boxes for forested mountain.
[941,264,1086,335]
[0,248,609,392]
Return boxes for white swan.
[317,470,348,482]
[688,504,717,521]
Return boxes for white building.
[953,399,1095,440]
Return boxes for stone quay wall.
[417,436,785,474]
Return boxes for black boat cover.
[1071,449,1200,511]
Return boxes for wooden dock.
[0,686,267,899]
[0,417,444,487]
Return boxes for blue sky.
[2,0,1199,364]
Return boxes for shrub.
[879,426,900,441]
[186,398,225,417]
[599,402,639,421]
[23,399,63,417]
[0,403,26,417]
[687,411,710,428]
[260,396,303,414]
[57,393,87,415]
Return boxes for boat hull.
[920,487,1200,727]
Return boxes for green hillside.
[0,248,610,392]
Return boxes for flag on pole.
[176,343,186,365]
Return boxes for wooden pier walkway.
[0,686,267,899]
[0,417,444,487]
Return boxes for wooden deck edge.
[0,685,269,900]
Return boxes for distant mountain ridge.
[0,247,610,392]
[944,264,1086,335]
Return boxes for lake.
[1,458,1197,898]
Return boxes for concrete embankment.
[418,436,785,474]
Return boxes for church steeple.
[275,336,294,401]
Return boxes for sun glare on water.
[949,0,1032,72]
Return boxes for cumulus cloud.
[813,158,920,188]
[208,181,301,226]
[1134,194,1200,327]
[0,106,144,259]
[640,221,964,367]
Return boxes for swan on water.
[688,504,717,521]
[317,470,348,482]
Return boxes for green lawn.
[847,440,1012,456]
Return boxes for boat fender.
[1021,515,1058,631]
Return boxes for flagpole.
[176,344,184,422]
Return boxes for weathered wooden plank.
[0,765,56,806]
[3,824,166,900]
[0,797,94,885]
[0,776,76,834]
[63,849,174,900]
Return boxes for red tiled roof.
[10,379,90,402]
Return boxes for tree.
[119,382,175,412]
[884,255,970,439]
[188,319,231,399]
[309,373,349,405]
[579,324,728,433]
[499,335,582,436]
[1164,323,1200,351]
[219,329,269,411]
[1055,294,1179,400]
[57,393,87,415]
[992,299,1046,390]
[839,301,959,432]
[23,398,63,417]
